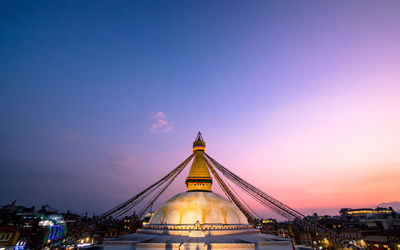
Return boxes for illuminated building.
[104,134,293,249]
[37,214,66,247]
[0,226,20,248]
[340,207,393,217]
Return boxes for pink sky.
[2,1,400,218]
[208,81,400,213]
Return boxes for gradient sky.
[1,1,400,219]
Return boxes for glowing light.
[77,243,91,248]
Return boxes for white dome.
[149,191,248,225]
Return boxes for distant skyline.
[1,1,400,218]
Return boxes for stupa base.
[103,232,293,250]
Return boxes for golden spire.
[192,132,206,152]
[185,132,212,192]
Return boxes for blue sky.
[1,1,400,217]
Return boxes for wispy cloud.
[64,131,80,142]
[150,111,172,134]
[107,147,135,172]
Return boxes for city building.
[340,207,394,218]
[0,226,20,249]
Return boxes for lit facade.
[104,133,293,249]
[340,207,393,217]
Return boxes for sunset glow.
[1,0,400,218]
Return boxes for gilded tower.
[185,132,213,191]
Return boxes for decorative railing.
[142,224,254,231]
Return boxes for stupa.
[103,133,293,249]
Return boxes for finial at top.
[195,132,203,141]
[193,132,206,152]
